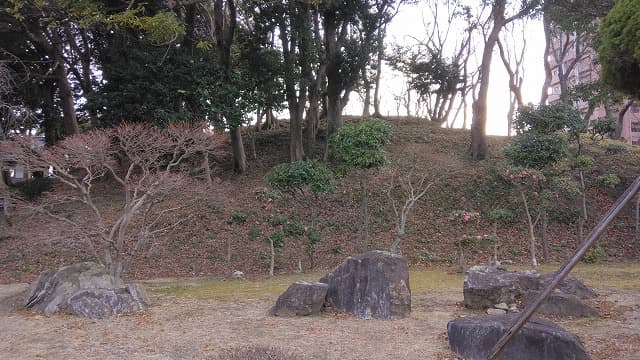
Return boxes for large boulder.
[463,266,541,309]
[269,281,328,316]
[319,251,411,319]
[540,273,598,300]
[447,314,591,360]
[24,262,149,317]
[522,290,599,318]
[67,284,149,318]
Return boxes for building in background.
[547,33,640,144]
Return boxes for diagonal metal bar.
[487,174,640,360]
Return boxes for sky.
[345,2,546,136]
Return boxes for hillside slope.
[2,117,639,283]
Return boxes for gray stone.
[487,308,507,315]
[494,302,509,311]
[447,314,591,360]
[463,266,541,309]
[269,281,328,316]
[67,284,149,318]
[319,251,411,319]
[523,290,599,318]
[24,262,149,317]
[540,273,598,299]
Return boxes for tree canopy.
[599,0,640,99]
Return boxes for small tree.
[450,209,482,273]
[504,167,546,267]
[330,118,391,252]
[386,171,438,254]
[488,208,513,264]
[265,160,334,270]
[1,122,212,279]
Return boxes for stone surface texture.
[269,281,328,316]
[319,251,411,319]
[463,266,540,309]
[67,284,149,318]
[523,290,599,318]
[447,314,591,360]
[24,262,149,317]
[463,266,598,318]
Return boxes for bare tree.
[496,19,527,136]
[386,171,439,254]
[2,122,212,279]
[470,0,540,160]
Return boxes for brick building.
[547,33,640,144]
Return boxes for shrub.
[582,246,605,263]
[605,142,628,154]
[504,133,567,169]
[591,117,618,141]
[596,174,621,188]
[514,103,583,135]
[329,118,392,169]
[264,160,334,195]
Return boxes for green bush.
[504,133,567,169]
[591,117,618,141]
[582,246,605,263]
[573,155,595,171]
[329,118,391,169]
[229,211,248,224]
[15,177,53,200]
[514,103,583,135]
[265,160,334,194]
[596,174,621,188]
[605,142,628,154]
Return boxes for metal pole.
[487,174,640,360]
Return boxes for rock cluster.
[270,251,411,319]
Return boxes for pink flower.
[463,215,471,222]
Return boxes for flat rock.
[269,281,328,316]
[540,273,598,299]
[523,290,599,318]
[463,266,541,309]
[319,251,411,319]
[447,314,591,360]
[487,308,507,315]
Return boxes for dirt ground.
[0,272,639,360]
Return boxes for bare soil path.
[0,266,638,360]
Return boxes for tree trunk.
[361,65,371,117]
[635,195,640,252]
[541,209,548,261]
[203,150,213,187]
[373,26,386,118]
[470,0,508,160]
[230,126,247,173]
[305,76,323,157]
[358,170,369,253]
[540,13,553,105]
[53,41,79,137]
[615,100,634,139]
[324,11,343,137]
[520,190,538,267]
[269,237,275,276]
[255,109,263,132]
